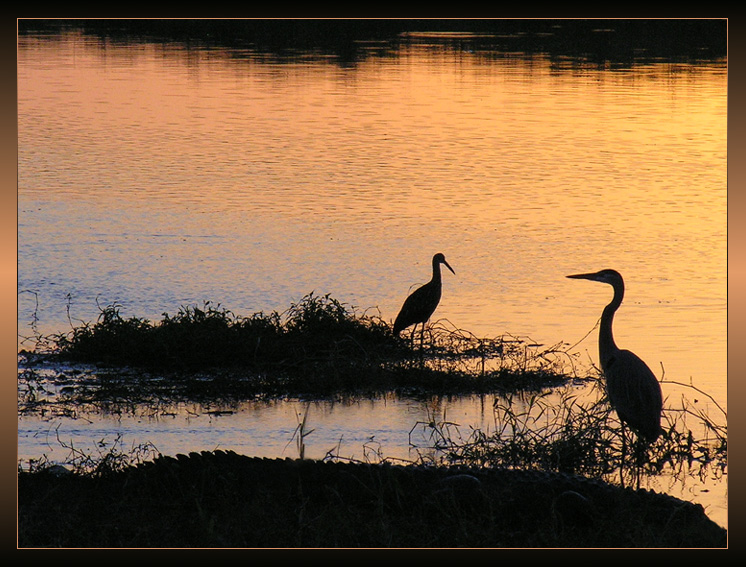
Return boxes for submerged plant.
[19,426,161,478]
[286,403,315,460]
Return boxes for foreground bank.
[18,450,726,548]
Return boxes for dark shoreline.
[18,18,727,64]
[18,450,727,548]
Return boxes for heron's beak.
[566,272,597,281]
[444,260,455,275]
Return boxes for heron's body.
[394,253,455,337]
[567,269,663,442]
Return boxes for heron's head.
[434,253,456,275]
[566,269,622,286]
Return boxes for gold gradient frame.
[6,16,737,551]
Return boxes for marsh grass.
[406,377,727,491]
[18,292,727,544]
[19,293,575,410]
[18,293,726,493]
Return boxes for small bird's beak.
[444,260,455,275]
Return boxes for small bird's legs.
[406,323,427,366]
[413,323,425,366]
[406,324,421,347]
[407,323,427,349]
[403,323,429,367]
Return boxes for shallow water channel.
[17,361,727,531]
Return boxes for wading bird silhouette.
[394,253,455,348]
[566,269,663,486]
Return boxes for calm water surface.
[17,30,727,528]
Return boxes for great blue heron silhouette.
[393,253,455,348]
[566,269,663,485]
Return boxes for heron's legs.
[619,424,646,489]
[619,420,627,488]
[631,436,645,490]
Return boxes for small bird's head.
[566,268,622,286]
[434,253,456,275]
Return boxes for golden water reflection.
[18,29,727,528]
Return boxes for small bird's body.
[566,269,663,442]
[394,253,455,341]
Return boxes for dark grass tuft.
[48,294,404,371]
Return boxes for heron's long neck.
[599,281,624,363]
